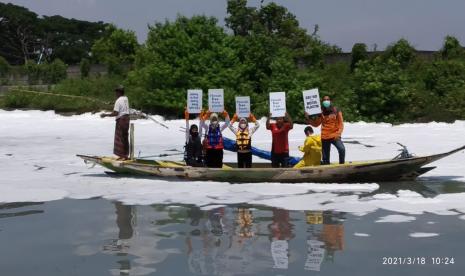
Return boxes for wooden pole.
[130,123,134,160]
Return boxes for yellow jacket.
[294,135,322,168]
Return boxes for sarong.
[114,115,130,158]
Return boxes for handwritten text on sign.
[269,92,286,117]
[303,89,321,115]
[235,96,250,118]
[208,89,224,112]
[187,89,202,114]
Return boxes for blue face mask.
[322,100,331,108]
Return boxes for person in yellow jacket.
[228,113,260,168]
[294,126,322,168]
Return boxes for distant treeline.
[1,0,465,123]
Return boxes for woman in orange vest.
[228,113,260,168]
[200,111,230,168]
[306,95,345,165]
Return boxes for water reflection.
[305,211,345,271]
[0,202,44,219]
[102,203,348,275]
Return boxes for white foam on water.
[409,232,440,238]
[375,214,416,223]
[353,233,371,237]
[1,110,465,219]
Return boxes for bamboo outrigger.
[77,145,464,183]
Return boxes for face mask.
[239,123,247,129]
[211,121,218,128]
[322,100,331,108]
[191,132,198,138]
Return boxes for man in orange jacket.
[306,96,345,165]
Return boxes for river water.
[1,110,465,275]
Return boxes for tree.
[354,57,413,122]
[440,35,464,60]
[40,15,108,64]
[0,55,10,78]
[0,2,41,64]
[350,43,368,71]
[0,3,108,65]
[127,15,247,114]
[225,0,256,36]
[383,39,416,69]
[80,58,91,78]
[91,25,139,75]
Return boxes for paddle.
[130,109,169,129]
[139,152,184,159]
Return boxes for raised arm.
[199,110,209,135]
[228,113,238,134]
[285,112,293,129]
[184,109,190,143]
[266,113,272,130]
[305,112,322,127]
[220,111,230,132]
[248,113,260,136]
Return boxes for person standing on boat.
[294,126,322,168]
[201,111,230,168]
[228,113,260,168]
[184,109,205,167]
[266,112,293,168]
[306,95,345,165]
[100,85,130,160]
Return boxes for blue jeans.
[322,138,345,165]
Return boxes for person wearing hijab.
[184,109,204,167]
[200,110,230,168]
[228,113,260,168]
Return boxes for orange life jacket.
[236,129,251,152]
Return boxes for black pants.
[237,152,252,168]
[186,158,204,167]
[322,138,346,165]
[271,152,289,168]
[205,149,223,168]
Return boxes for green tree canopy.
[440,35,464,60]
[350,43,368,71]
[91,25,139,75]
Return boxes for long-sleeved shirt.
[200,116,230,136]
[228,121,260,137]
[308,107,344,140]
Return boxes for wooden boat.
[77,145,464,183]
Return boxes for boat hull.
[77,145,464,183]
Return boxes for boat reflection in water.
[103,203,346,275]
[305,211,345,271]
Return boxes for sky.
[4,0,465,52]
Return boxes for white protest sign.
[303,89,321,115]
[269,92,286,117]
[187,89,202,114]
[235,96,250,118]
[208,89,224,112]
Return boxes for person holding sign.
[183,108,205,167]
[294,126,322,168]
[200,110,230,168]
[306,96,345,165]
[228,113,260,168]
[266,112,293,168]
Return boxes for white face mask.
[211,121,218,127]
[239,123,247,129]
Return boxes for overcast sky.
[5,0,465,51]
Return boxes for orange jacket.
[308,107,344,140]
